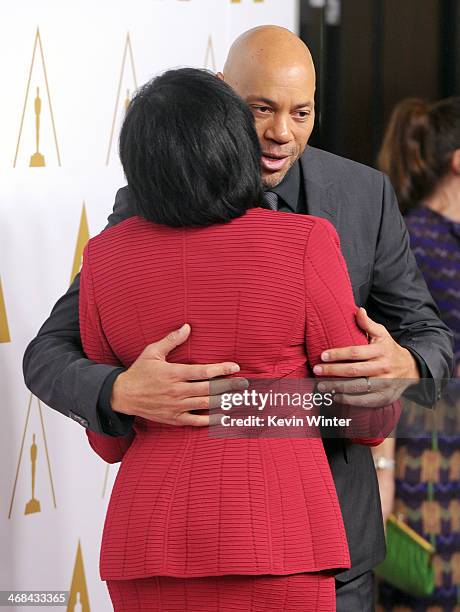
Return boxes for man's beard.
[263,174,285,189]
[262,155,298,189]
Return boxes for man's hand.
[111,323,247,427]
[314,308,419,407]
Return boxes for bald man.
[24,26,453,611]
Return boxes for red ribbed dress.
[79,208,379,611]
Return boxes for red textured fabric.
[106,572,336,611]
[79,208,379,581]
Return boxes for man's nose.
[265,114,292,144]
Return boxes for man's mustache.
[261,148,297,159]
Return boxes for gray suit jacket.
[23,145,453,581]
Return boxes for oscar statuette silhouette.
[29,87,45,167]
[24,433,41,514]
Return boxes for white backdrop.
[0,1,298,610]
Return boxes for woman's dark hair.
[377,96,460,212]
[119,67,265,226]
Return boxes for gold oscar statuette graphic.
[106,32,138,165]
[204,36,216,71]
[74,593,83,612]
[24,433,41,514]
[30,87,45,166]
[124,89,131,112]
[71,203,90,284]
[13,27,61,167]
[67,540,90,612]
[8,393,57,519]
[0,276,11,343]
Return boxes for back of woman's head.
[377,96,460,212]
[119,68,265,227]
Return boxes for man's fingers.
[146,323,191,359]
[179,390,246,412]
[318,377,391,395]
[178,395,213,411]
[210,376,249,395]
[313,361,385,378]
[177,377,248,400]
[174,411,210,427]
[355,308,387,339]
[320,343,382,364]
[172,362,241,382]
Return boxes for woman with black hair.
[79,68,381,611]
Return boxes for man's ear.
[216,72,225,82]
[450,149,460,175]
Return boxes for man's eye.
[295,111,310,119]
[253,106,271,114]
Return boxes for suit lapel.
[300,147,372,304]
[300,146,339,229]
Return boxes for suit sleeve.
[304,218,395,444]
[79,244,136,463]
[22,186,134,435]
[367,174,454,398]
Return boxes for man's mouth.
[261,153,291,173]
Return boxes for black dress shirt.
[269,161,307,214]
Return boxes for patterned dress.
[379,205,460,611]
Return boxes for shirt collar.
[266,161,301,213]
